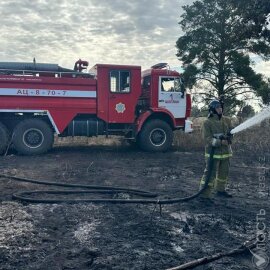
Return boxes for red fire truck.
[0,60,192,155]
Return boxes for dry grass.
[174,118,270,154]
[232,121,270,154]
[173,130,204,152]
[53,119,270,154]
[55,135,123,147]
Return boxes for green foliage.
[176,0,270,111]
[256,78,270,104]
[191,105,208,117]
[237,104,256,118]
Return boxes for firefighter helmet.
[208,100,222,116]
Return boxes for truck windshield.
[161,77,184,93]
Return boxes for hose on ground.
[0,148,215,204]
[165,237,257,270]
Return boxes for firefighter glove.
[212,138,221,147]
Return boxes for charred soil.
[0,141,269,270]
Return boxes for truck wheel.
[13,119,54,155]
[0,122,9,155]
[138,120,173,152]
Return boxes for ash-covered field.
[0,141,269,270]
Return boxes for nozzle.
[227,130,233,136]
[213,132,233,144]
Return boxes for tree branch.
[227,90,255,98]
[197,77,218,88]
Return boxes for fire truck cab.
[0,60,192,155]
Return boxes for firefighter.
[199,99,233,199]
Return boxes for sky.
[0,0,269,76]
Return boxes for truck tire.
[138,119,173,152]
[0,122,9,155]
[13,119,54,155]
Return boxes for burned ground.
[0,139,269,270]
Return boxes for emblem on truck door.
[115,103,126,113]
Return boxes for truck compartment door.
[96,65,141,124]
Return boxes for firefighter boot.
[199,179,214,198]
[216,191,233,198]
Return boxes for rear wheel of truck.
[13,119,54,155]
[138,120,173,152]
[0,122,9,155]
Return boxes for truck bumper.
[184,119,193,133]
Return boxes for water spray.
[213,107,270,144]
[230,106,270,135]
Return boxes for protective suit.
[199,101,233,198]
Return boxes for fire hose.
[1,108,267,269]
[1,104,270,204]
[0,135,261,269]
[0,148,216,205]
